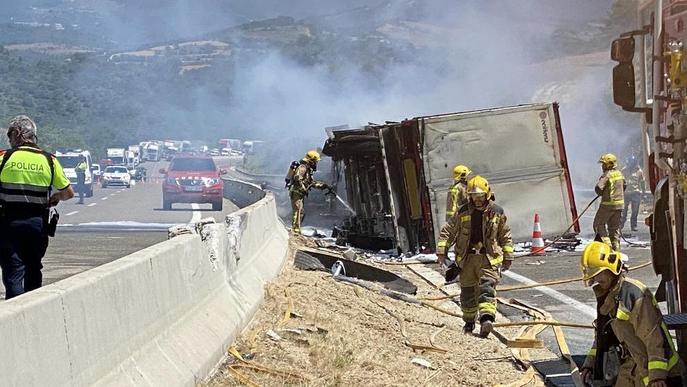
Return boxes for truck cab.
[55,149,94,197]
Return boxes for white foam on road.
[191,203,201,223]
[65,211,79,216]
[101,197,108,201]
[58,221,177,230]
[87,203,97,207]
[502,270,597,319]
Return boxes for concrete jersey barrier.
[0,182,288,386]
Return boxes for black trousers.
[0,216,49,299]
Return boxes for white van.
[55,149,94,197]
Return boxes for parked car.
[101,166,131,188]
[160,155,224,210]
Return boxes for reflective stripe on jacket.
[595,169,625,209]
[437,202,514,265]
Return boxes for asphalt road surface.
[0,159,239,299]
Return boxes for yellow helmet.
[304,150,321,163]
[453,165,471,181]
[580,241,626,285]
[466,175,491,197]
[598,153,618,168]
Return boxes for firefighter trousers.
[459,254,499,323]
[290,192,305,234]
[593,206,622,251]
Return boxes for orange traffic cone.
[530,213,546,255]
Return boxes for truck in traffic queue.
[128,145,141,166]
[609,0,687,359]
[55,149,94,197]
[321,102,578,253]
[106,148,126,165]
[145,143,160,161]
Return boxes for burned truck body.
[323,103,579,253]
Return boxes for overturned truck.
[322,103,579,253]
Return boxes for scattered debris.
[411,357,436,370]
[265,330,282,341]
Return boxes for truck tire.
[101,183,107,188]
[212,200,223,211]
[294,250,326,271]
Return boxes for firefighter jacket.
[595,168,626,210]
[625,168,645,193]
[288,161,325,197]
[583,275,684,385]
[437,202,514,267]
[446,181,467,221]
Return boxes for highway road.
[0,159,239,299]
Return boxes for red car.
[161,156,224,210]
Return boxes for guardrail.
[0,180,288,386]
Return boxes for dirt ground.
[203,238,535,387]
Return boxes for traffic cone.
[530,213,546,255]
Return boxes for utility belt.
[0,202,59,237]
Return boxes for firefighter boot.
[479,315,494,338]
[463,322,475,334]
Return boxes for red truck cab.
[161,155,224,210]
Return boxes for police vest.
[0,147,56,211]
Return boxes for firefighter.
[436,175,514,338]
[594,153,626,251]
[446,164,471,222]
[580,241,685,387]
[621,163,645,232]
[0,115,74,299]
[288,150,330,234]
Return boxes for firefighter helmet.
[598,153,618,168]
[580,241,626,285]
[466,175,491,197]
[453,165,471,181]
[304,150,321,163]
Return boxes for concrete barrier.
[222,176,265,208]
[0,183,288,386]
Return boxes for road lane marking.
[66,211,79,216]
[87,203,97,207]
[101,197,109,201]
[191,203,201,223]
[502,270,597,319]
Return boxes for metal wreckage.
[321,102,579,254]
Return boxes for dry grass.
[203,239,528,386]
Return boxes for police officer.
[0,115,73,299]
[446,164,471,222]
[288,150,330,234]
[580,241,685,386]
[75,156,87,204]
[594,153,625,251]
[436,175,514,338]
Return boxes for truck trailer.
[322,102,578,253]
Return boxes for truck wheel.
[212,200,223,211]
[163,199,172,210]
[101,183,107,188]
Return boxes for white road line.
[65,211,79,216]
[502,270,597,319]
[190,203,201,223]
[87,203,97,207]
[101,197,109,201]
